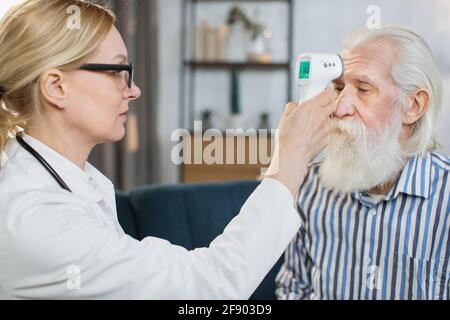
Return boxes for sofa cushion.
[115,190,138,239]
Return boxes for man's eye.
[334,86,344,93]
[358,87,370,93]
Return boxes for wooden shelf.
[184,60,290,70]
[181,134,275,183]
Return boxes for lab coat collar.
[17,134,114,205]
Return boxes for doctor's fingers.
[309,120,331,149]
[302,87,335,110]
[282,101,300,118]
[317,100,337,121]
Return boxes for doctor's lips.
[119,109,129,121]
[119,109,129,116]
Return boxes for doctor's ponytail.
[0,0,115,153]
[0,90,11,154]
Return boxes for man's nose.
[333,90,355,118]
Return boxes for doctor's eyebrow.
[112,54,128,63]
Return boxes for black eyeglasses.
[79,63,134,88]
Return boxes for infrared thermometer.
[265,53,344,177]
[296,52,344,104]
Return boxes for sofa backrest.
[115,180,284,300]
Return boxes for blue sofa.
[115,180,285,300]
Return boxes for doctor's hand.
[265,87,336,198]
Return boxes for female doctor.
[0,0,335,299]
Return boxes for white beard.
[319,109,407,194]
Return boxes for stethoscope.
[16,132,72,193]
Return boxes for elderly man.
[276,25,450,300]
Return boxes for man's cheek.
[353,103,380,130]
[372,110,394,130]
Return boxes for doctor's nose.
[126,82,141,101]
[333,89,355,119]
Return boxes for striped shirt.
[275,151,450,300]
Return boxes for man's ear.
[402,89,430,126]
[39,69,69,110]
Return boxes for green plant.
[201,109,212,120]
[258,112,270,130]
[227,6,263,39]
[260,112,269,121]
[230,69,240,115]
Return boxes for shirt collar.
[351,152,432,207]
[17,134,114,204]
[387,152,433,200]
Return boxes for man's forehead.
[339,40,397,83]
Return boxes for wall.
[158,0,184,184]
[0,0,17,17]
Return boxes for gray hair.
[341,25,443,155]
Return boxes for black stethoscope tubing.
[15,133,72,193]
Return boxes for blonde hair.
[0,0,116,151]
[342,25,443,155]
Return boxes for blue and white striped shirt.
[276,152,450,300]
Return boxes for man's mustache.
[329,118,366,140]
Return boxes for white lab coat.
[0,134,300,299]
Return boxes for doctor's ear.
[402,88,430,126]
[39,69,69,109]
